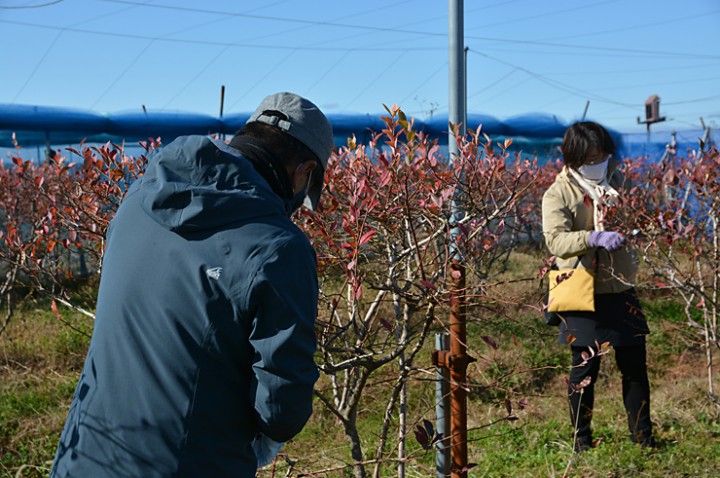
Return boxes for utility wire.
[90,40,156,109]
[161,45,232,111]
[0,19,437,51]
[539,8,720,42]
[398,61,448,109]
[99,0,442,36]
[664,95,720,105]
[11,31,63,103]
[9,0,151,104]
[4,15,718,61]
[0,0,63,8]
[304,50,352,97]
[467,48,637,109]
[341,50,409,113]
[539,61,720,76]
[94,0,720,60]
[466,0,622,31]
[226,49,299,111]
[156,1,291,110]
[467,68,518,100]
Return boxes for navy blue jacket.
[51,136,320,477]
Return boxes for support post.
[219,85,226,140]
[434,333,450,477]
[447,1,468,476]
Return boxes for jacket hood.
[137,135,288,232]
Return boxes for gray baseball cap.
[247,92,334,210]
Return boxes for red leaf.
[420,280,437,290]
[414,425,430,449]
[358,230,375,247]
[51,300,62,319]
[504,398,512,415]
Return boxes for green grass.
[2,283,719,477]
[0,299,88,478]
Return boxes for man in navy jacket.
[51,92,333,477]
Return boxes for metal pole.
[220,85,226,140]
[435,333,451,478]
[449,0,466,158]
[219,85,226,118]
[448,1,468,477]
[448,261,468,478]
[399,348,406,478]
[581,100,590,121]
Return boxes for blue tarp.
[0,103,712,162]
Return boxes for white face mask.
[577,159,609,183]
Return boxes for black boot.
[630,430,656,448]
[573,434,592,453]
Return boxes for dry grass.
[2,258,719,477]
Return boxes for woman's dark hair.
[230,118,319,169]
[561,121,616,169]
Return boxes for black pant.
[568,344,652,443]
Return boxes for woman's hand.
[588,231,626,251]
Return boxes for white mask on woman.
[577,159,609,183]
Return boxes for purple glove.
[588,231,625,251]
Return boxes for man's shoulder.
[230,216,313,253]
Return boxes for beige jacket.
[541,162,638,294]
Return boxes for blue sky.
[1,0,719,134]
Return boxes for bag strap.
[570,249,600,272]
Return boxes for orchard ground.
[1,258,719,478]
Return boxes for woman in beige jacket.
[542,121,654,453]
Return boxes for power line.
[467,68,518,100]
[304,51,352,97]
[135,1,292,110]
[342,50,410,113]
[8,0,153,104]
[664,95,720,105]
[467,0,623,31]
[90,40,156,109]
[0,0,63,8]
[537,61,720,76]
[99,0,443,37]
[464,35,720,60]
[539,8,720,42]
[226,49,299,111]
[161,45,232,111]
[4,13,718,61]
[0,19,436,52]
[398,61,448,109]
[467,48,636,109]
[11,30,63,103]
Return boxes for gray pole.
[435,333,450,478]
[449,0,466,163]
[448,0,466,260]
[448,2,469,478]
